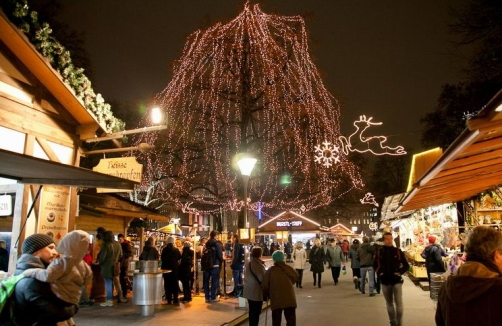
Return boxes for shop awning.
[157,224,182,236]
[0,149,137,190]
[397,89,502,213]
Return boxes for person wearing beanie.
[8,233,78,325]
[23,230,93,326]
[421,234,448,285]
[160,236,181,304]
[263,250,298,326]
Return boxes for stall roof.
[381,193,413,220]
[0,11,106,136]
[0,149,137,190]
[78,190,167,221]
[397,89,502,213]
[328,223,355,236]
[257,210,324,233]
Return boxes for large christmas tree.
[134,3,363,220]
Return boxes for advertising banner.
[38,186,70,245]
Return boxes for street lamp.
[83,107,167,144]
[237,156,257,228]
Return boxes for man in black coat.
[160,236,182,304]
[4,234,78,325]
[374,232,410,326]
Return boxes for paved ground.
[74,263,436,326]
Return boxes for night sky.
[55,0,471,152]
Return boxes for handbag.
[249,262,268,302]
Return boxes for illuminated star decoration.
[339,115,406,156]
[132,3,364,214]
[314,141,341,167]
[360,192,379,207]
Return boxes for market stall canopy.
[257,210,326,233]
[328,223,355,236]
[0,149,137,190]
[78,190,167,221]
[156,224,182,236]
[397,89,502,213]
[381,193,414,221]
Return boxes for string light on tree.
[132,3,363,214]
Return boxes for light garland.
[132,3,364,214]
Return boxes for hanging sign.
[93,157,143,193]
[0,195,12,216]
[38,186,70,245]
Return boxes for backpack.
[201,245,215,270]
[0,273,25,315]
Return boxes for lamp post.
[237,156,257,229]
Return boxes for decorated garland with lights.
[2,0,124,133]
[133,3,364,214]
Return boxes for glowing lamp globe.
[237,157,257,176]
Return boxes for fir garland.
[2,0,125,133]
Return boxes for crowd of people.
[4,225,501,326]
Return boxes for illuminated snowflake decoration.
[314,141,341,167]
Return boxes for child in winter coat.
[23,230,93,326]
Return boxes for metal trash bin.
[132,271,163,316]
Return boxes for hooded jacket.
[98,231,123,279]
[436,261,502,325]
[421,244,447,274]
[357,242,376,267]
[23,230,93,304]
[5,254,78,326]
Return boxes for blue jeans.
[203,267,220,300]
[360,266,375,294]
[382,283,403,325]
[104,277,113,301]
[232,269,243,288]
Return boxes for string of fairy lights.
[132,3,364,216]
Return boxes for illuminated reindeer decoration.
[314,115,406,168]
[360,192,379,207]
[338,115,406,156]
